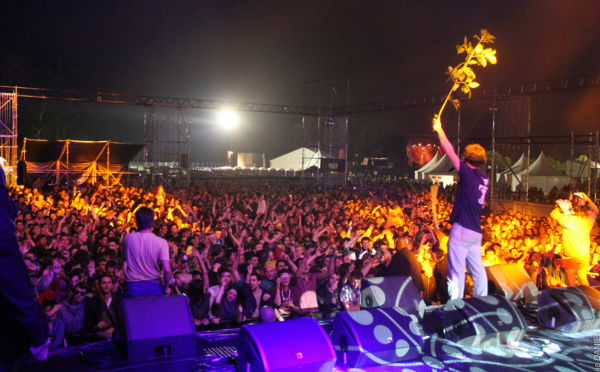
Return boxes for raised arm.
[433,117,460,172]
[576,192,599,215]
[281,253,298,274]
[316,250,337,281]
[232,246,244,283]
[192,248,210,292]
[360,257,373,278]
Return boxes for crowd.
[6,176,600,348]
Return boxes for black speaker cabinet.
[538,286,600,333]
[443,295,526,348]
[360,275,425,322]
[330,307,423,368]
[117,295,196,361]
[237,318,336,372]
[486,263,539,304]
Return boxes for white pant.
[447,223,488,299]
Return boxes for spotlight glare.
[219,110,238,129]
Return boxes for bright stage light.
[219,110,238,129]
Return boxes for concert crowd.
[7,178,600,348]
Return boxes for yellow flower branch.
[435,29,497,120]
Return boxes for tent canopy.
[421,154,457,187]
[269,147,333,171]
[415,152,441,180]
[22,138,143,186]
[423,154,456,176]
[566,159,600,179]
[496,153,526,185]
[511,151,569,195]
[23,139,143,164]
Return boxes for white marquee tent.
[269,147,332,170]
[565,159,600,179]
[422,154,457,187]
[510,152,569,195]
[414,152,441,181]
[496,153,526,187]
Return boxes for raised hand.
[432,116,442,132]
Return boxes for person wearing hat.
[260,261,278,291]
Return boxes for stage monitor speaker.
[538,286,600,333]
[443,295,526,348]
[360,275,425,322]
[330,307,423,368]
[118,295,196,361]
[486,263,539,304]
[237,318,336,372]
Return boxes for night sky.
[2,0,600,162]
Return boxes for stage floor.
[18,308,600,372]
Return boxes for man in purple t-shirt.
[434,117,489,300]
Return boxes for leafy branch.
[435,29,497,120]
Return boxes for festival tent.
[269,147,332,170]
[21,138,143,187]
[414,152,441,181]
[565,159,600,179]
[496,153,526,187]
[510,151,569,195]
[422,154,457,187]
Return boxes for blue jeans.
[124,280,164,298]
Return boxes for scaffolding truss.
[1,72,598,190]
[143,104,191,188]
[0,92,17,186]
[20,139,143,187]
[302,80,349,187]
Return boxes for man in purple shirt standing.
[433,117,489,300]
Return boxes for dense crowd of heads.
[8,178,599,347]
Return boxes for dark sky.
[2,0,600,162]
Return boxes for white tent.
[565,159,600,179]
[422,154,457,187]
[511,152,569,195]
[414,152,441,181]
[269,147,331,170]
[496,153,526,186]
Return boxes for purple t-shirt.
[448,160,489,233]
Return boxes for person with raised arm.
[550,192,599,286]
[433,117,489,299]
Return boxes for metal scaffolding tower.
[459,95,531,200]
[0,90,17,186]
[302,80,349,187]
[143,104,191,188]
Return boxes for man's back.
[123,231,169,282]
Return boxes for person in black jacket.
[85,274,121,340]
[238,273,272,319]
[0,166,50,371]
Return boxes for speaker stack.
[117,295,197,361]
[237,318,336,372]
[485,263,539,304]
[360,275,425,322]
[329,307,423,368]
[443,295,527,348]
[538,285,600,333]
